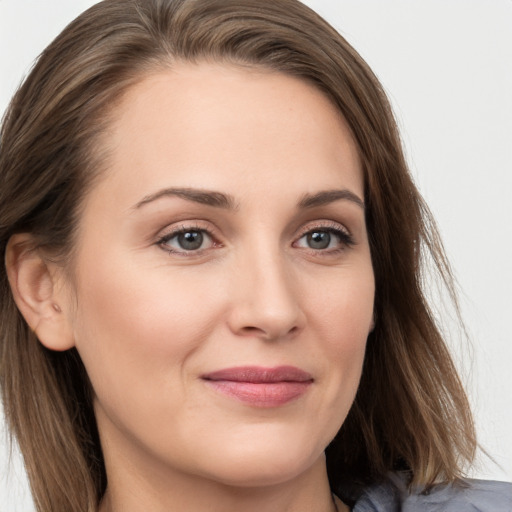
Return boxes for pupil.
[308,231,330,249]
[178,231,203,250]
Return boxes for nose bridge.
[228,239,303,340]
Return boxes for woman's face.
[63,63,374,488]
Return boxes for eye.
[294,225,354,252]
[158,228,215,253]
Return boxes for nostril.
[240,326,264,335]
[238,324,300,341]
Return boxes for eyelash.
[156,221,354,257]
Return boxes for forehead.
[88,62,363,211]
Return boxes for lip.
[201,366,313,407]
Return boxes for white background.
[1,1,511,510]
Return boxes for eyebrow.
[298,189,365,210]
[133,187,239,210]
[133,186,364,211]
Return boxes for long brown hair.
[0,1,476,510]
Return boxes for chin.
[193,430,327,488]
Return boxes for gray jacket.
[340,472,512,511]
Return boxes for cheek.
[312,264,374,345]
[69,250,223,395]
[309,265,374,400]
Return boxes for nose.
[226,248,305,342]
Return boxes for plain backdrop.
[1,1,511,510]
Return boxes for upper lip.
[201,365,313,383]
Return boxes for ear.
[369,312,376,333]
[5,234,75,351]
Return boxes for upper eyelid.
[156,220,219,240]
[294,219,352,237]
[158,228,213,244]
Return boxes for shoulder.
[350,472,512,512]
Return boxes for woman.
[0,0,510,511]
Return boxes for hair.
[0,0,476,510]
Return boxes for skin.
[9,63,374,512]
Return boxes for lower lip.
[204,380,312,407]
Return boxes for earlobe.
[5,234,75,351]
[369,312,376,333]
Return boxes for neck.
[99,452,344,512]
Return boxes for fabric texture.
[341,472,512,511]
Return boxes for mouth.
[201,366,313,407]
